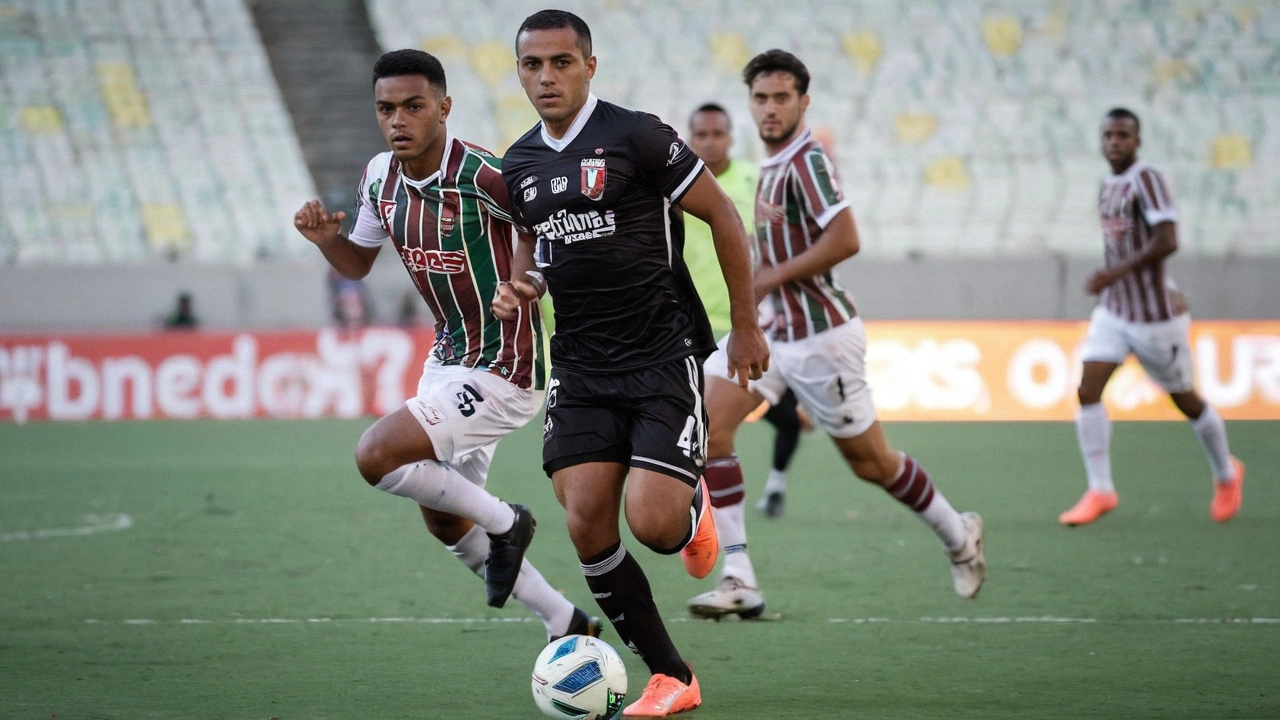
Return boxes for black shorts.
[542,355,706,486]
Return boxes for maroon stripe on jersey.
[759,154,856,341]
[1100,168,1181,324]
[407,191,447,324]
[1129,228,1153,323]
[1150,263,1169,319]
[487,217,522,373]
[443,191,484,358]
[1138,169,1167,213]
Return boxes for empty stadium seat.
[0,0,316,265]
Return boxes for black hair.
[1105,107,1140,132]
[691,102,731,128]
[743,49,810,95]
[516,9,593,58]
[372,49,447,93]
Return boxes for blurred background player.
[682,102,812,520]
[294,48,598,641]
[494,10,769,717]
[1059,107,1245,527]
[163,291,199,330]
[326,266,377,415]
[689,49,987,621]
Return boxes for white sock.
[446,525,574,638]
[1076,403,1115,493]
[712,500,758,588]
[763,469,788,495]
[375,463,515,535]
[919,490,967,554]
[1190,405,1234,482]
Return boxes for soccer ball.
[531,634,628,719]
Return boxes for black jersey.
[503,96,716,374]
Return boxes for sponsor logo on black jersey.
[550,176,568,194]
[534,208,617,245]
[519,175,538,189]
[667,141,684,166]
[581,158,607,200]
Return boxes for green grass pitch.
[1,419,1276,719]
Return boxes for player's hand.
[752,265,782,304]
[726,324,770,389]
[294,200,346,247]
[1084,269,1114,295]
[491,279,539,321]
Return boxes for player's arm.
[752,207,859,300]
[492,229,545,321]
[681,172,770,384]
[294,199,381,279]
[1085,221,1176,295]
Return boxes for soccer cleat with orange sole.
[680,481,718,579]
[1058,490,1119,526]
[1210,457,1245,523]
[622,670,702,717]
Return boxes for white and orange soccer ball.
[531,634,628,720]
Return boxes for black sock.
[580,541,690,683]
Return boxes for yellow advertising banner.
[863,321,1280,421]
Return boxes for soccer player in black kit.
[491,9,769,717]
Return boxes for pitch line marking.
[75,615,1280,627]
[1,513,132,542]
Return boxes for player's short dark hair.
[1105,107,1140,132]
[690,102,731,128]
[517,9,592,58]
[743,49,810,95]
[372,49,447,93]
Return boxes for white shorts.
[1079,305,1195,393]
[404,359,539,483]
[704,318,877,438]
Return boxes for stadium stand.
[0,0,316,265]
[365,0,1279,259]
[0,0,1275,278]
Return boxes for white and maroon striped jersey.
[755,128,857,342]
[1097,159,1183,323]
[348,136,544,389]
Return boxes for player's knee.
[1077,386,1102,406]
[635,526,682,555]
[353,431,389,486]
[1172,391,1205,419]
[624,505,683,554]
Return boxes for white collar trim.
[540,94,599,152]
[401,132,455,187]
[761,127,812,168]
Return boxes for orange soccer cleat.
[1210,457,1245,523]
[680,481,718,579]
[1058,490,1119,526]
[622,670,702,717]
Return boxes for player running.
[688,49,987,620]
[294,49,598,642]
[493,10,769,717]
[1059,107,1245,527]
